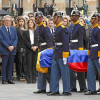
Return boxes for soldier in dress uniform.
[97,14,100,92]
[69,10,87,92]
[33,11,53,94]
[85,13,100,95]
[47,12,71,96]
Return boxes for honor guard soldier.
[47,12,71,96]
[97,13,100,92]
[33,11,53,94]
[69,10,87,92]
[85,13,100,95]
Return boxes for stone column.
[23,0,34,15]
[0,0,2,9]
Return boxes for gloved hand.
[63,58,67,65]
[99,58,100,65]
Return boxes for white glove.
[63,58,67,65]
[99,58,100,65]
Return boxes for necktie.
[7,28,11,39]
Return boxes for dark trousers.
[16,52,27,79]
[70,70,86,90]
[2,53,15,81]
[38,68,51,90]
[26,50,38,83]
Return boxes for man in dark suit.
[48,18,55,47]
[33,3,37,12]
[12,2,17,10]
[0,15,18,84]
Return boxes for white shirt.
[5,26,11,35]
[50,28,55,34]
[29,29,34,45]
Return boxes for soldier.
[85,13,100,95]
[47,12,71,96]
[69,10,87,92]
[97,14,100,92]
[33,11,53,94]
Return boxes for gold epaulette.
[61,25,65,28]
[87,50,90,55]
[98,26,100,29]
[98,51,100,57]
[62,52,69,58]
[79,23,84,26]
[78,47,83,50]
[43,24,47,27]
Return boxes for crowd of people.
[0,2,100,96]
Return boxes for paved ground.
[0,79,100,100]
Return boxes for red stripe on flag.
[69,62,87,72]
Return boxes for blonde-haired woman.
[79,17,92,49]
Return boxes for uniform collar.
[98,24,100,27]
[38,22,43,27]
[56,22,62,27]
[73,21,79,25]
[92,24,98,28]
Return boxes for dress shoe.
[84,91,97,95]
[78,89,88,93]
[47,92,60,96]
[46,91,51,94]
[97,88,100,92]
[61,92,72,96]
[7,80,15,84]
[2,80,7,84]
[71,88,77,92]
[33,90,46,94]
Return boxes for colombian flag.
[68,50,88,72]
[36,49,88,73]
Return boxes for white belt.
[70,40,78,43]
[55,42,62,45]
[40,42,47,46]
[91,44,98,47]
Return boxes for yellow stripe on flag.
[36,52,48,73]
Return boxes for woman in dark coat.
[16,17,27,81]
[24,19,38,83]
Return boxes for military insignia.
[61,25,65,28]
[98,26,100,29]
[79,23,84,26]
[43,24,46,27]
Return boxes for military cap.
[71,10,81,16]
[91,13,99,19]
[34,11,43,18]
[53,11,63,18]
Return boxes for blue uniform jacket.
[54,23,69,59]
[0,25,18,55]
[69,21,86,50]
[88,24,100,59]
[36,22,52,51]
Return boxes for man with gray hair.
[0,15,18,84]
